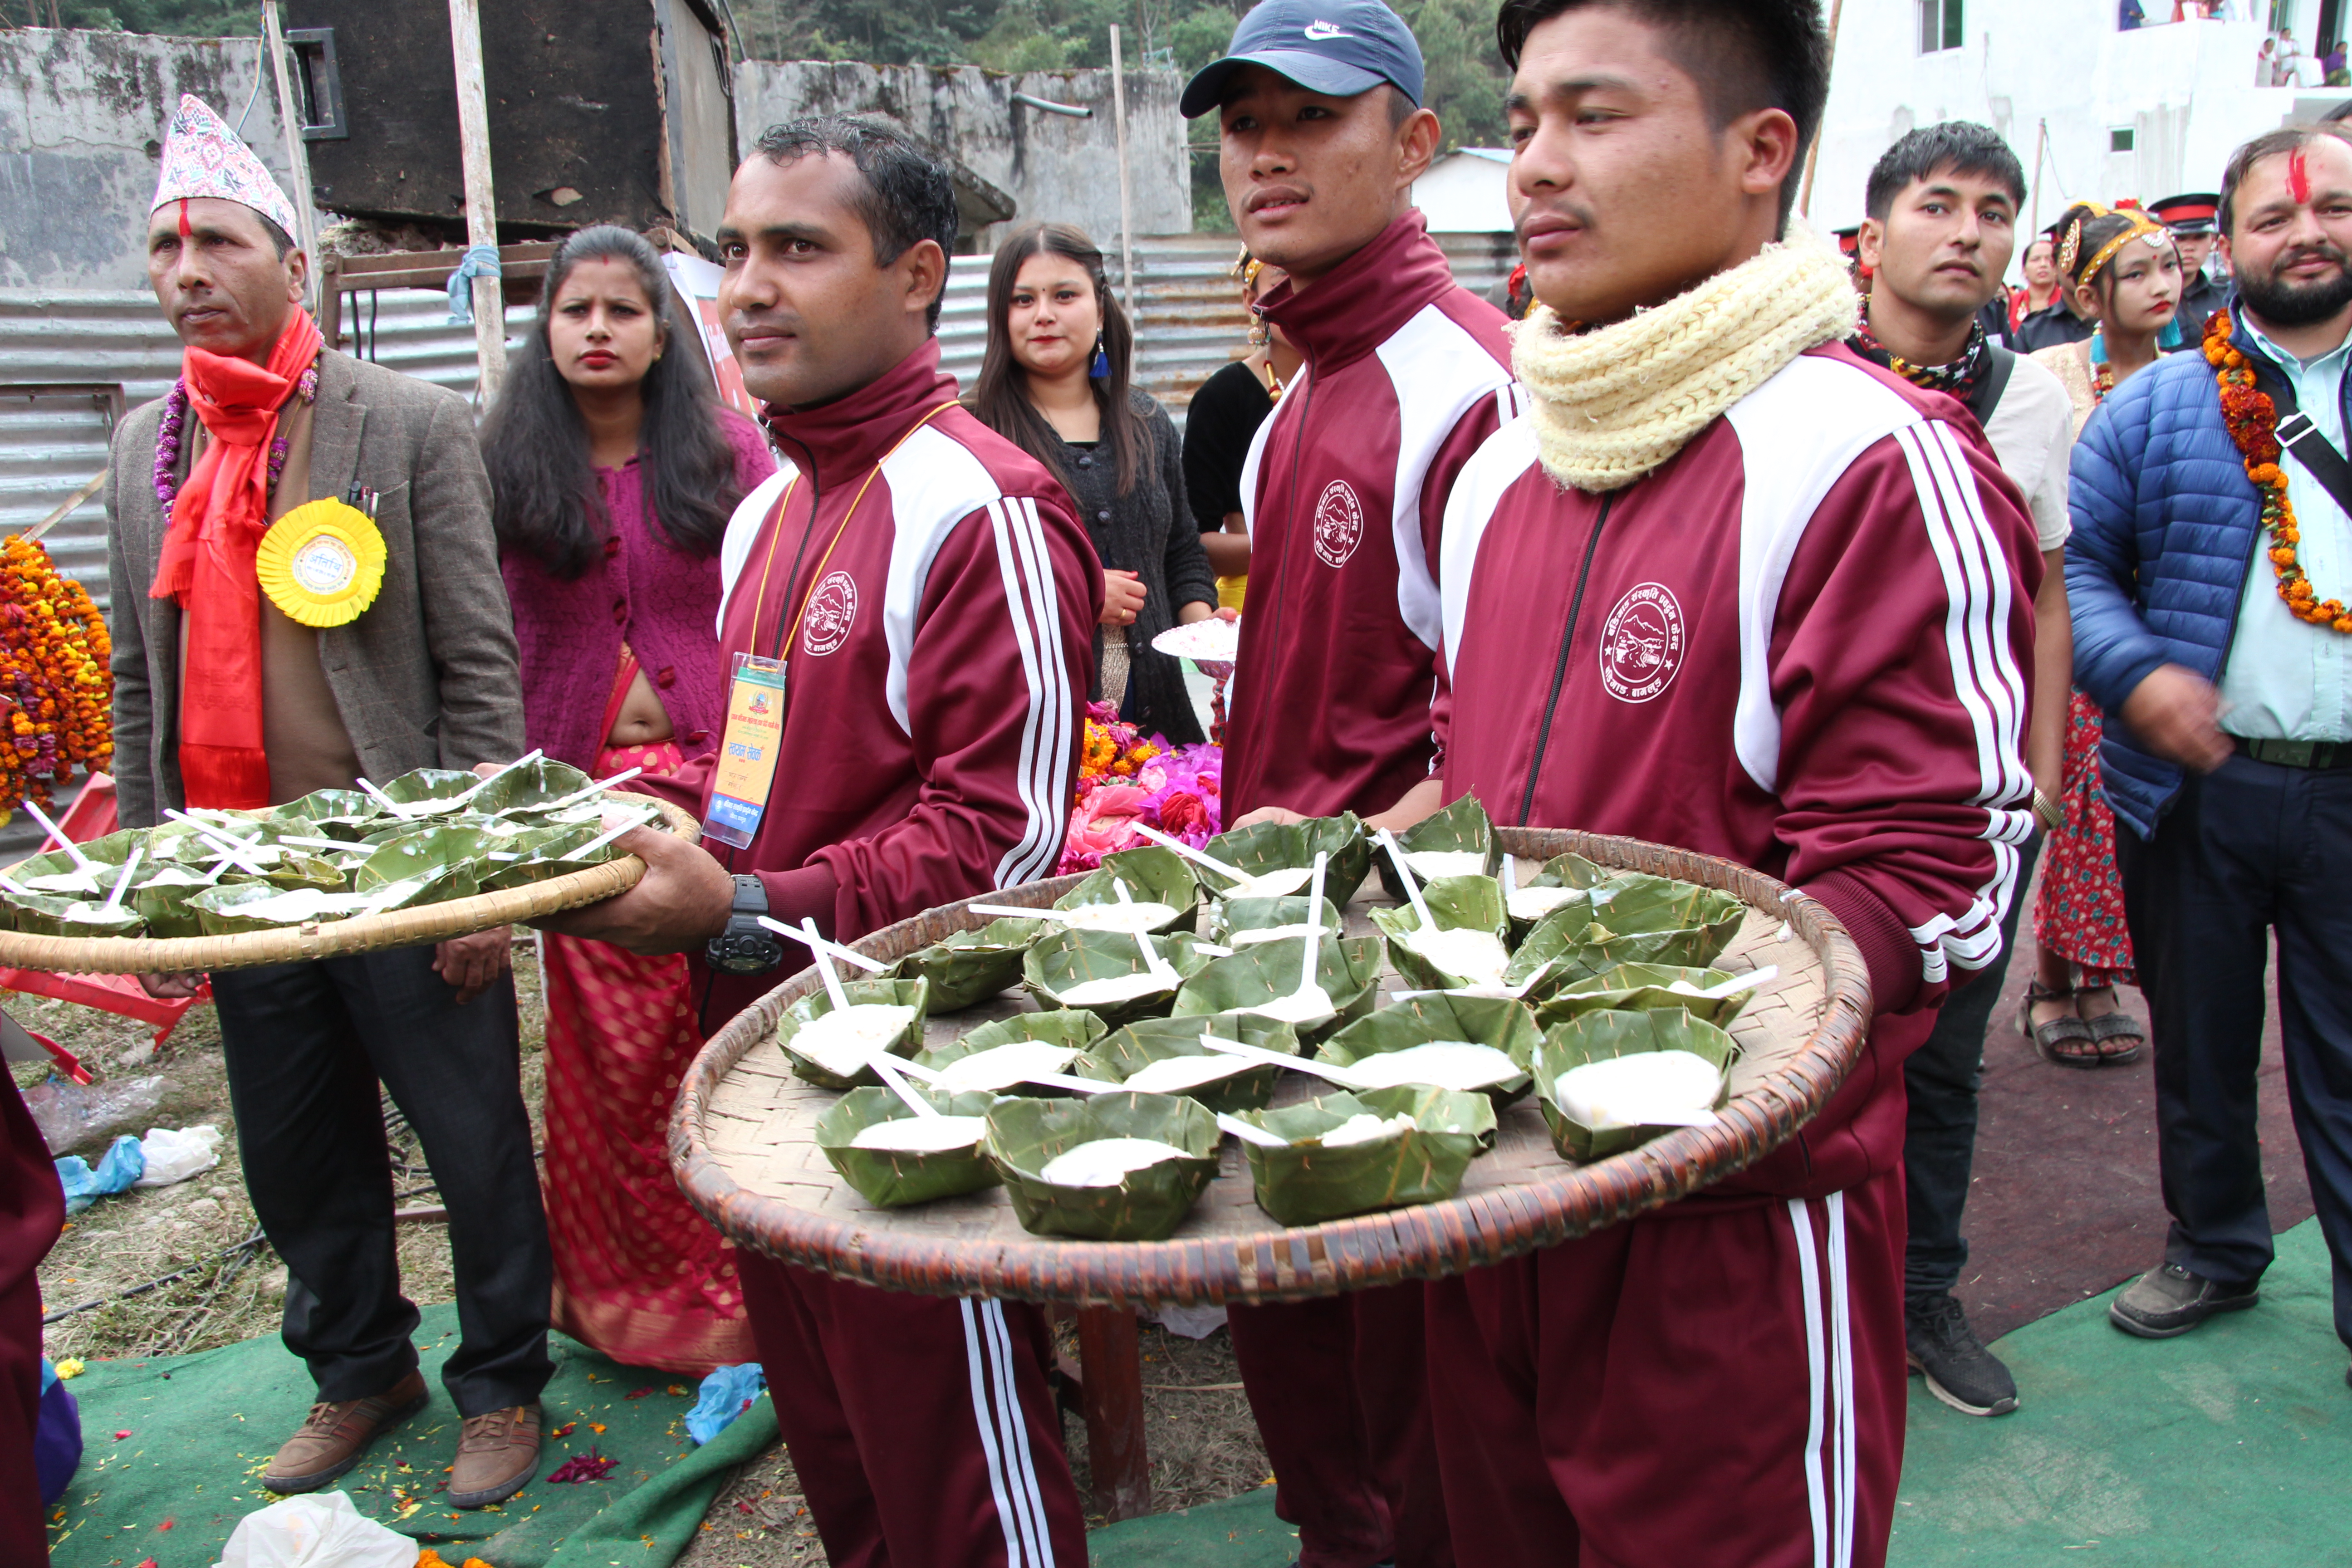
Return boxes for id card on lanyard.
[703,652,788,849]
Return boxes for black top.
[2015,302,2097,354]
[2179,273,2235,338]
[1042,387,1218,747]
[1181,359,1279,534]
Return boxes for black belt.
[2232,735,2352,769]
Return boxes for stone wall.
[733,59,1191,252]
[0,27,321,292]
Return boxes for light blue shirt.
[2221,320,2352,741]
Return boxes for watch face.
[707,931,783,975]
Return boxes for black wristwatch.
[704,874,786,975]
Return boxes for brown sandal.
[2075,986,2147,1064]
[2021,980,2099,1067]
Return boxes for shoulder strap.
[2244,350,2352,521]
[1963,344,2017,423]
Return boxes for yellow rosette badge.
[256,498,386,628]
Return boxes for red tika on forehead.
[176,198,191,239]
[2291,145,2313,205]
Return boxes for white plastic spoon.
[163,811,272,875]
[560,806,660,861]
[21,799,93,872]
[1296,851,1328,998]
[1666,965,1779,1001]
[100,847,142,915]
[1216,1112,1290,1148]
[803,919,855,1014]
[1195,1034,1373,1091]
[536,767,647,814]
[1376,829,1436,933]
[1128,823,1255,886]
[868,1053,941,1119]
[758,916,890,974]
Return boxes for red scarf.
[149,310,323,809]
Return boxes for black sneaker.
[1906,1293,2019,1416]
[2108,1262,2261,1339]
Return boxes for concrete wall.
[733,60,1191,251]
[1808,8,2336,282]
[0,28,323,292]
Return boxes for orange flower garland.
[0,533,113,818]
[2205,309,2352,634]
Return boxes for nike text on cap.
[1180,0,1427,119]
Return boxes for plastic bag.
[685,1362,766,1445]
[133,1123,223,1187]
[24,1074,172,1156]
[1146,1303,1229,1340]
[213,1490,417,1568]
[55,1134,145,1215]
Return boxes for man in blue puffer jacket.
[2069,122,2352,1388]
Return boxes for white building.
[1808,3,2352,279]
[1413,147,1514,233]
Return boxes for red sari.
[538,650,751,1372]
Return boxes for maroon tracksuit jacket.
[1426,344,2038,1567]
[1225,211,1518,819]
[1220,212,1514,1568]
[648,338,1101,1568]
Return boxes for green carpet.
[1892,1217,2347,1565]
[46,1303,778,1568]
[1090,1220,2349,1568]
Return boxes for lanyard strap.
[747,400,960,657]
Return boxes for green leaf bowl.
[775,977,933,1090]
[1207,892,1345,948]
[1235,1085,1493,1227]
[1369,874,1510,990]
[1375,794,1496,897]
[1079,1011,1304,1113]
[3,893,143,938]
[1022,928,1214,1027]
[1536,964,1755,1031]
[1169,933,1383,1044]
[911,1012,1111,1099]
[1053,846,1201,933]
[1318,990,1544,1111]
[1532,1009,1739,1163]
[892,916,1050,1013]
[985,1091,1221,1241]
[1198,813,1371,905]
[815,1087,1004,1208]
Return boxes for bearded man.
[1399,2,2039,1561]
[2070,125,2352,1389]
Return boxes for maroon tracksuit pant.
[1423,1168,1907,1568]
[2,1070,63,1565]
[1227,1284,1450,1567]
[738,1252,1088,1568]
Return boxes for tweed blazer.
[104,348,524,828]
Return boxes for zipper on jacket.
[1516,495,1613,826]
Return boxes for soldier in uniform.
[2150,191,2232,331]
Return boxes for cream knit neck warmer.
[1511,239,1859,494]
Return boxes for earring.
[1247,319,1269,349]
[1089,334,1110,380]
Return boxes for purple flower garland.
[152,354,322,521]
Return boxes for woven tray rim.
[0,797,699,974]
[674,828,1873,1307]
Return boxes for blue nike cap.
[1180,0,1426,120]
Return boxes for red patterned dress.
[2032,690,2137,988]
[538,648,752,1372]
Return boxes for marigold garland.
[0,533,113,820]
[2205,309,2352,634]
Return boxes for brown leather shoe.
[262,1369,430,1493]
[448,1403,541,1507]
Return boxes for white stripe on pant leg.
[961,1299,1029,1568]
[983,1299,1058,1568]
[1827,1192,1857,1568]
[1787,1198,1830,1568]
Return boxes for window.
[1920,0,1964,51]
[2111,126,2137,152]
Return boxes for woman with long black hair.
[480,224,772,1372]
[968,222,1220,743]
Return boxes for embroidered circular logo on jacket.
[1597,582,1686,703]
[1312,480,1365,568]
[801,570,859,657]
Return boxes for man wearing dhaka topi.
[1392,2,2038,1562]
[106,98,547,1505]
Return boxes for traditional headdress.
[2058,202,2170,286]
[151,94,300,239]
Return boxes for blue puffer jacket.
[2067,313,2301,838]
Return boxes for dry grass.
[25,939,1271,1558]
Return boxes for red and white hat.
[150,94,299,240]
